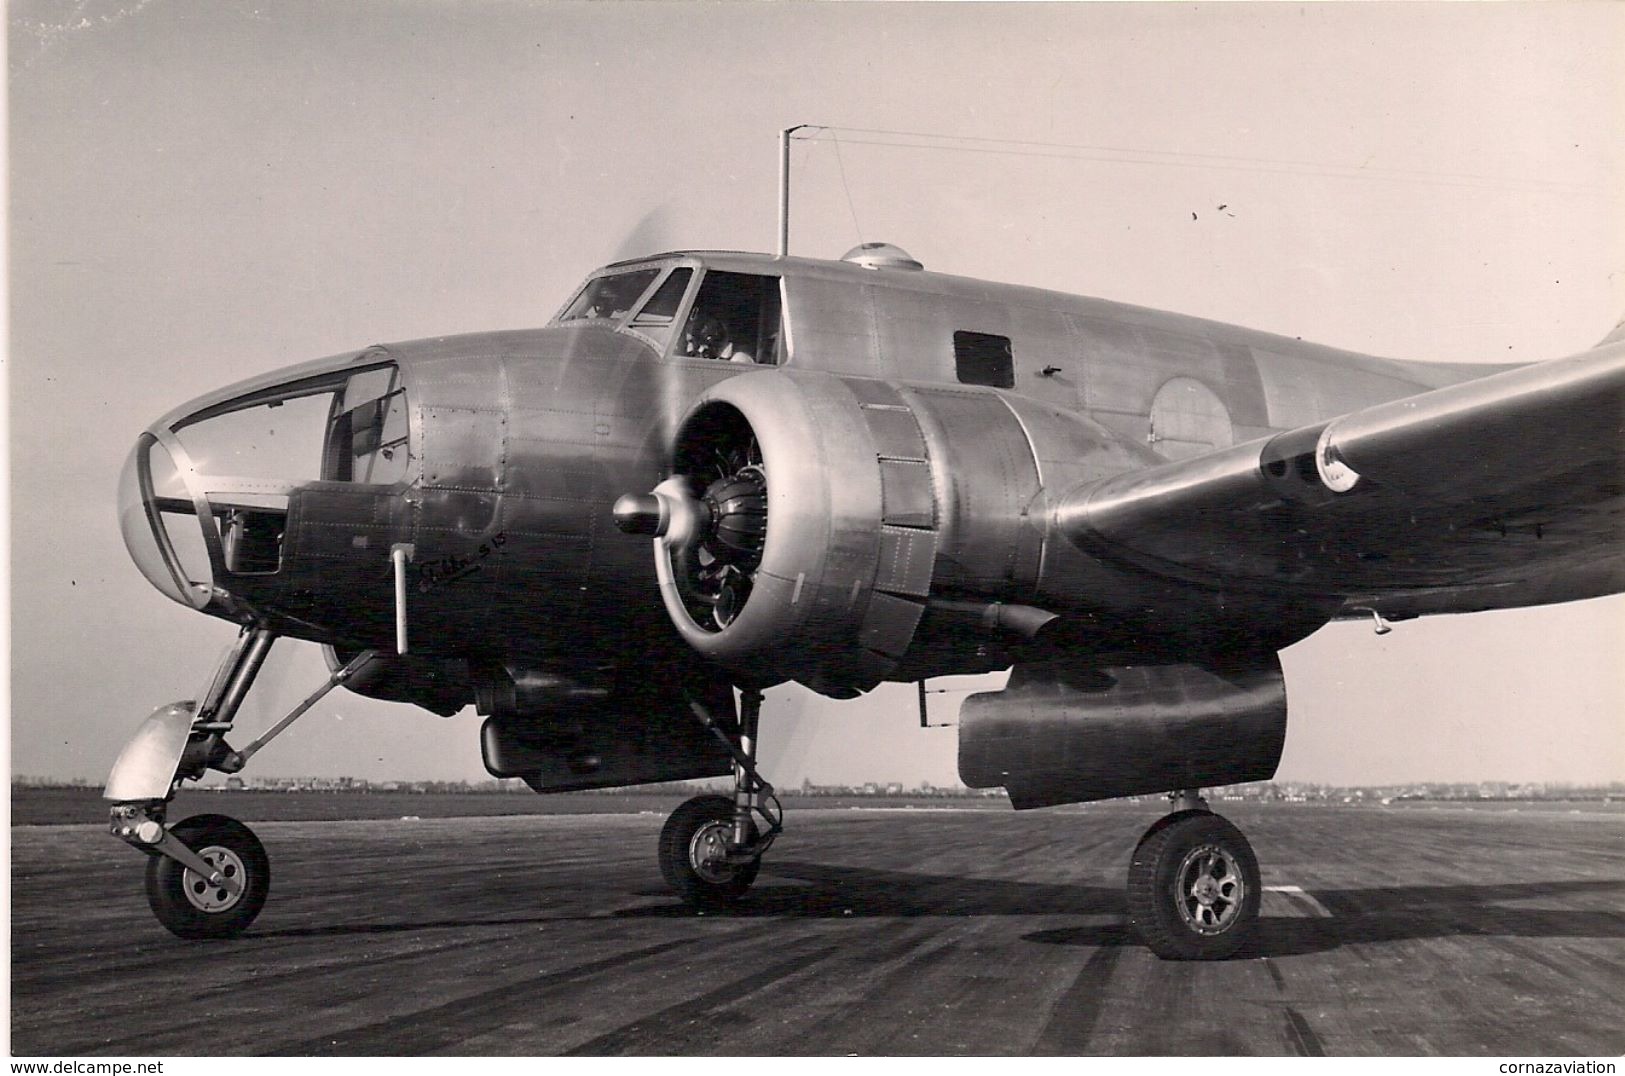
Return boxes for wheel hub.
[1173,842,1244,935]
[180,844,246,913]
[688,820,737,885]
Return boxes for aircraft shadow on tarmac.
[248,863,1625,958]
[248,860,1116,941]
[616,859,1126,919]
[1023,877,1625,958]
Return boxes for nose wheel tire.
[1127,809,1260,960]
[144,814,270,939]
[658,794,760,908]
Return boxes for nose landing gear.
[104,627,378,939]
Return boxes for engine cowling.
[617,369,936,695]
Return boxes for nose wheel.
[1127,805,1261,960]
[144,814,270,939]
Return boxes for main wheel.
[145,814,270,940]
[1127,809,1260,960]
[658,794,760,907]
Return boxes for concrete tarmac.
[11,802,1625,1056]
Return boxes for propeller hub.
[612,493,667,536]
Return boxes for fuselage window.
[559,268,661,322]
[324,366,410,485]
[953,331,1015,389]
[680,271,783,365]
[626,268,694,349]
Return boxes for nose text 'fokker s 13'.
[108,242,1625,958]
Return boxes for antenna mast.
[778,125,808,257]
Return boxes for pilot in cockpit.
[683,313,754,363]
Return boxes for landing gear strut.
[659,687,782,907]
[1127,791,1261,960]
[104,626,377,939]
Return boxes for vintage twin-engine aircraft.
[108,241,1625,958]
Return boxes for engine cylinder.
[702,468,768,562]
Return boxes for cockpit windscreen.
[558,269,661,322]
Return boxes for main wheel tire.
[658,794,760,908]
[1127,809,1260,960]
[144,814,270,940]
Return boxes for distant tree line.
[12,775,1625,801]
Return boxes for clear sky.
[8,1,1624,789]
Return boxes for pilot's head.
[684,314,727,359]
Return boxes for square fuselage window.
[953,331,1014,388]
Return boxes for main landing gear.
[1127,791,1262,960]
[104,626,377,939]
[658,686,782,908]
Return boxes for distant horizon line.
[14,775,1625,795]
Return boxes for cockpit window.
[679,271,782,365]
[559,268,661,322]
[626,268,693,348]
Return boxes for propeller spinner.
[613,464,767,631]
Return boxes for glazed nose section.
[118,434,215,609]
[118,357,412,611]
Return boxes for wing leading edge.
[1055,339,1625,619]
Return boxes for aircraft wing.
[1056,340,1625,618]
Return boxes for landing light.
[1315,425,1361,493]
